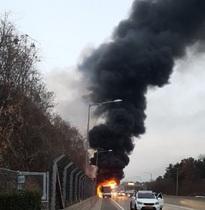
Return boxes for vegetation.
[0,190,41,210]
[0,15,86,172]
[152,155,205,196]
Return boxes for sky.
[1,0,205,182]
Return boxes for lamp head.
[113,99,122,102]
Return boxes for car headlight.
[155,202,159,205]
[137,201,143,205]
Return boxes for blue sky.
[1,0,205,182]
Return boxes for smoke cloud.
[79,0,205,184]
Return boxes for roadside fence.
[0,154,94,210]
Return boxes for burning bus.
[97,180,117,198]
[100,185,112,198]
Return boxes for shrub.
[0,190,41,210]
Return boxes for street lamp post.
[145,172,152,189]
[135,176,141,190]
[135,176,141,183]
[85,99,122,175]
[176,168,179,196]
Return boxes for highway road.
[102,196,201,210]
[66,195,205,210]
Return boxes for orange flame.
[97,179,117,197]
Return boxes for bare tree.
[0,14,54,114]
[0,14,55,168]
[0,15,86,172]
[51,114,86,170]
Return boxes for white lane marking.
[166,203,195,210]
[111,198,125,210]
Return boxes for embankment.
[164,195,205,210]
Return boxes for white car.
[130,190,164,210]
[153,192,164,210]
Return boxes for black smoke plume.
[79,0,205,184]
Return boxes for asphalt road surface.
[164,204,195,210]
[101,196,203,210]
[66,195,205,210]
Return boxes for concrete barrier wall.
[164,195,205,210]
[65,196,100,210]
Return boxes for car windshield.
[138,193,155,199]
